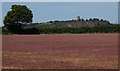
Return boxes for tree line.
[2,24,120,35]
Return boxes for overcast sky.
[1,2,118,26]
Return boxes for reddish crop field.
[2,34,118,69]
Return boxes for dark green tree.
[93,18,99,21]
[81,19,85,21]
[100,19,104,21]
[3,5,33,33]
[89,18,92,21]
[86,19,89,21]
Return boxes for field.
[2,34,118,69]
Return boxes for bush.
[2,27,14,35]
[2,24,120,34]
[38,25,120,34]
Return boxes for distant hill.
[3,16,118,35]
[24,17,110,29]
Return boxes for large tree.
[3,5,33,33]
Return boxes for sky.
[1,0,120,2]
[1,2,118,26]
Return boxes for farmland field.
[2,34,118,69]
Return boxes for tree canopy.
[3,5,33,33]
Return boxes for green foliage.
[3,5,33,34]
[37,25,120,34]
[92,18,99,21]
[89,18,92,21]
[2,24,119,34]
[2,27,14,35]
[22,27,39,34]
